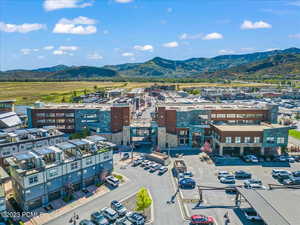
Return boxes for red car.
[190,215,215,225]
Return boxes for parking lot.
[177,155,300,225]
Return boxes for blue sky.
[0,0,300,70]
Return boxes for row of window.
[224,136,285,144]
[37,119,74,124]
[211,113,264,119]
[36,113,75,117]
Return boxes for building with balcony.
[5,135,114,210]
[0,127,65,165]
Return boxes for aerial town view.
[1,0,300,225]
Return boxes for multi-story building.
[6,135,114,210]
[0,127,65,165]
[0,100,15,114]
[211,123,289,156]
[27,102,132,145]
[154,102,290,155]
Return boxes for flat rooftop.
[31,103,129,110]
[160,102,272,111]
[213,123,286,132]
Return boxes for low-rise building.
[6,136,114,210]
[211,123,290,156]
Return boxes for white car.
[105,176,120,187]
[272,169,286,177]
[243,208,262,221]
[218,171,229,179]
[101,207,118,222]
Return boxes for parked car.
[294,156,300,162]
[220,175,235,184]
[102,207,118,222]
[179,178,196,189]
[235,170,252,179]
[225,184,238,194]
[111,200,127,216]
[158,166,168,175]
[190,214,215,225]
[244,179,265,189]
[243,208,262,221]
[115,217,132,225]
[277,170,292,180]
[79,220,95,225]
[122,153,130,160]
[126,212,145,225]
[132,160,141,167]
[243,155,258,163]
[283,177,300,185]
[217,171,229,179]
[105,176,120,187]
[292,171,300,177]
[184,171,194,177]
[91,211,109,225]
[149,164,160,173]
[272,169,287,177]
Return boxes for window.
[86,158,93,165]
[29,176,38,184]
[71,162,78,170]
[84,114,97,118]
[217,114,226,118]
[227,114,236,118]
[225,137,232,143]
[55,113,64,117]
[244,137,251,143]
[36,113,45,117]
[49,168,58,177]
[254,137,260,143]
[179,130,188,136]
[235,137,241,144]
[277,137,285,144]
[65,113,75,117]
[211,114,216,118]
[266,137,275,144]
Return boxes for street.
[45,154,185,225]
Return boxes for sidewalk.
[25,185,109,225]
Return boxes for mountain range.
[1,47,300,81]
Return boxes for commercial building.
[0,100,15,114]
[0,127,65,164]
[6,135,114,210]
[154,102,290,155]
[27,102,132,145]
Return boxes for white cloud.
[179,33,203,40]
[134,45,153,52]
[53,45,78,55]
[53,50,65,55]
[202,32,223,40]
[44,0,94,11]
[44,46,54,50]
[122,52,134,57]
[163,41,179,48]
[59,46,78,51]
[115,0,134,3]
[53,16,97,35]
[0,22,45,33]
[20,49,32,55]
[289,33,300,39]
[218,49,235,55]
[87,53,103,60]
[241,20,272,30]
[103,30,109,35]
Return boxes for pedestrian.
[224,211,230,224]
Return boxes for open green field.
[289,130,300,140]
[0,81,271,105]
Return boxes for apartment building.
[154,102,289,155]
[0,127,65,164]
[6,135,114,210]
[0,100,15,114]
[27,102,132,145]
